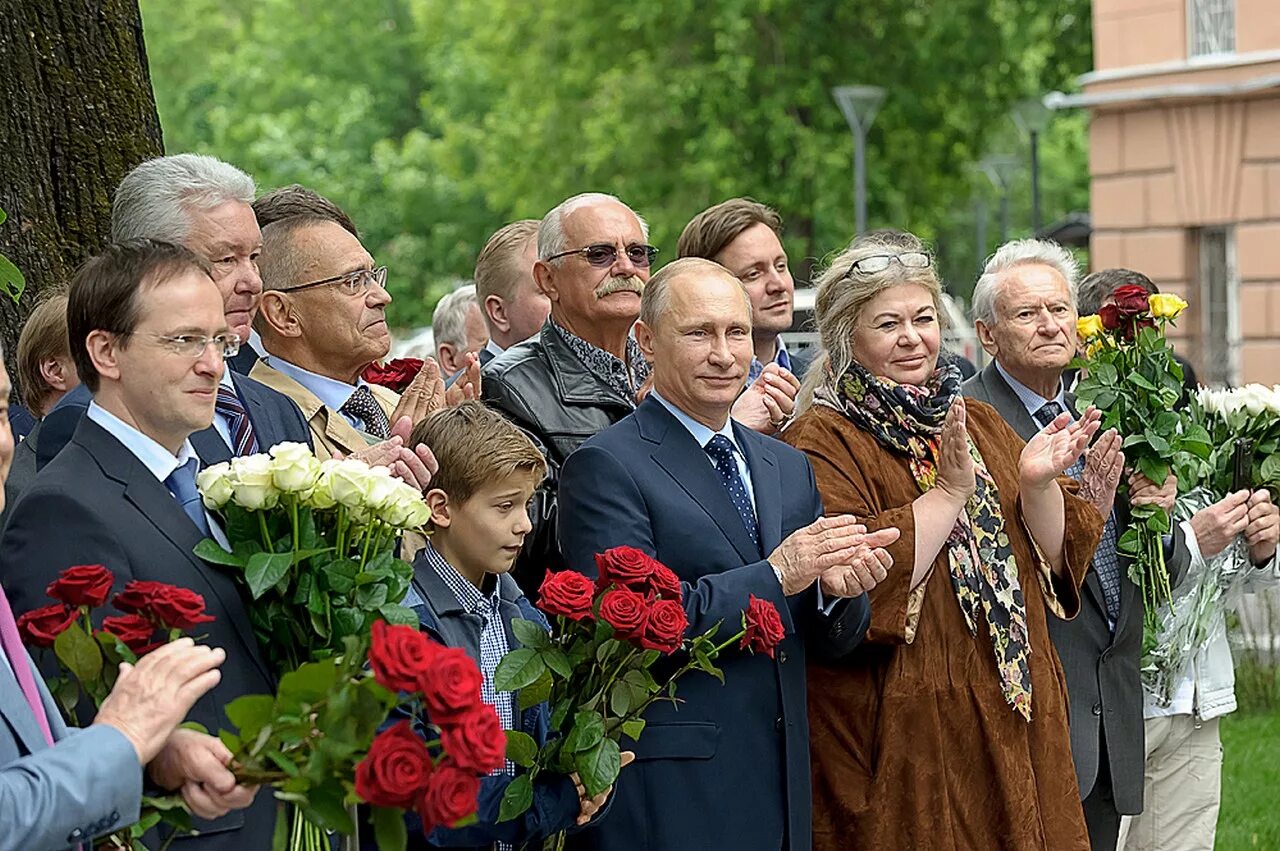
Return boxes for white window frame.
[1186,0,1236,59]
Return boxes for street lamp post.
[1011,98,1052,234]
[978,155,1020,244]
[832,85,886,235]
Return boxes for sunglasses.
[545,243,660,268]
[845,252,932,276]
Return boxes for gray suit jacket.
[962,361,1190,813]
[0,643,142,850]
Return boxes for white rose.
[377,480,424,527]
[402,496,433,529]
[305,459,342,510]
[327,459,378,510]
[196,462,234,510]
[1240,384,1270,416]
[229,454,280,510]
[270,442,322,493]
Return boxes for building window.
[1188,0,1236,57]
[1197,226,1239,386]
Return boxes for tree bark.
[0,0,162,393]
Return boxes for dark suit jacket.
[227,345,260,376]
[1,416,279,846]
[557,396,870,851]
[962,361,1190,813]
[36,372,312,472]
[0,419,39,531]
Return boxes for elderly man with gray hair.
[961,238,1191,851]
[431,284,488,381]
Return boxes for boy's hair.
[409,401,547,503]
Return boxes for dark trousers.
[1083,741,1121,851]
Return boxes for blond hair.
[408,401,547,503]
[16,288,70,416]
[474,220,539,305]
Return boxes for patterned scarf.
[815,359,1034,720]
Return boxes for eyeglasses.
[139,333,242,359]
[284,266,388,296]
[545,243,659,268]
[845,252,932,276]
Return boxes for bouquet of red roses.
[492,547,785,847]
[17,564,218,848]
[361,358,425,393]
[223,620,504,851]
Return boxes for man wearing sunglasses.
[249,214,466,472]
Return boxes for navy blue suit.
[557,396,870,851]
[36,371,312,471]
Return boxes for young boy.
[401,401,613,849]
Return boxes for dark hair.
[677,197,783,261]
[1078,268,1158,316]
[253,184,359,238]
[67,240,211,391]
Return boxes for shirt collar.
[219,368,235,390]
[551,320,652,398]
[994,359,1067,418]
[650,389,741,455]
[749,336,791,383]
[421,542,500,615]
[247,328,267,358]
[264,355,366,413]
[482,339,505,359]
[85,401,200,483]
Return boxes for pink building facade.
[1056,0,1280,384]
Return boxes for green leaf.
[609,681,633,717]
[303,781,355,833]
[543,648,573,679]
[1136,457,1170,489]
[354,583,389,609]
[54,622,103,686]
[194,538,247,567]
[1093,389,1119,410]
[1091,362,1119,386]
[1260,453,1280,485]
[378,603,418,627]
[0,253,26,305]
[225,694,275,738]
[510,617,550,650]
[517,670,554,711]
[564,710,605,753]
[693,644,724,684]
[621,718,646,741]
[498,774,534,823]
[245,551,293,599]
[332,606,363,637]
[505,729,538,768]
[574,736,621,797]
[278,657,339,704]
[1129,373,1158,392]
[371,805,408,851]
[1145,510,1171,534]
[493,648,545,692]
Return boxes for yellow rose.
[1148,293,1188,319]
[1076,314,1104,340]
[1085,339,1104,358]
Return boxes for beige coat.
[249,360,399,459]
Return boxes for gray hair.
[972,238,1079,326]
[537,193,649,261]
[797,231,945,411]
[432,284,480,349]
[111,154,256,244]
[639,257,749,331]
[1077,267,1157,316]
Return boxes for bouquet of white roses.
[195,442,431,673]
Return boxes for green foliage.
[140,0,1092,327]
[1219,711,1280,848]
[0,207,25,305]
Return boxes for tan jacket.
[249,360,400,459]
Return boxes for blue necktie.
[165,458,211,537]
[704,435,759,551]
[1035,401,1122,626]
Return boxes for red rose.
[45,564,114,608]
[147,586,216,630]
[16,604,79,648]
[355,720,434,809]
[640,598,688,654]
[362,358,425,393]
[594,546,656,592]
[1098,303,1121,331]
[648,564,682,602]
[419,646,485,724]
[111,580,173,615]
[598,588,648,642]
[417,762,482,829]
[1112,284,1151,317]
[439,703,506,774]
[739,595,786,659]
[100,614,161,655]
[369,620,441,693]
[537,570,595,622]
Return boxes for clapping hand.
[1018,406,1102,491]
[345,416,439,494]
[389,357,448,426]
[731,363,800,435]
[935,399,975,506]
[445,353,482,407]
[572,751,635,826]
[1079,428,1123,521]
[817,526,900,597]
[768,516,890,596]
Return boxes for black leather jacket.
[481,321,637,594]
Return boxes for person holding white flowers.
[0,240,276,849]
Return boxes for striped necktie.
[216,386,259,456]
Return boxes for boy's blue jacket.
[397,554,588,849]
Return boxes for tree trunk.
[0,0,162,393]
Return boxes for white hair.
[432,284,480,350]
[537,192,649,261]
[111,154,256,244]
[972,238,1079,326]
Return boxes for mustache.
[594,275,645,300]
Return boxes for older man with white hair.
[961,238,1192,851]
[432,284,488,380]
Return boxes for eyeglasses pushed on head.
[844,251,932,277]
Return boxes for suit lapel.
[190,426,233,465]
[736,423,781,554]
[0,651,52,754]
[978,363,1041,441]
[638,399,761,565]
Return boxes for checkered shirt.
[421,544,516,777]
[552,320,651,403]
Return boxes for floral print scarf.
[815,359,1034,720]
